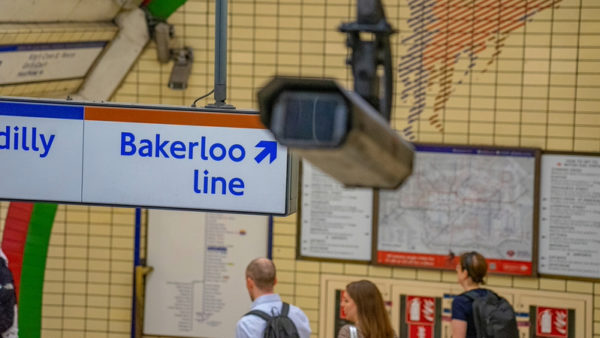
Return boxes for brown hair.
[346,280,395,338]
[246,258,276,291]
[460,251,488,284]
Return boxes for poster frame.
[296,161,374,264]
[538,151,600,281]
[372,142,541,277]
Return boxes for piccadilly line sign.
[0,98,297,215]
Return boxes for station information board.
[539,153,600,279]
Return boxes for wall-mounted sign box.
[539,152,600,280]
[0,97,298,215]
[0,41,107,85]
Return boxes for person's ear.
[462,268,470,280]
[273,277,277,287]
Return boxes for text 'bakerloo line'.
[119,131,279,196]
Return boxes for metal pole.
[208,0,235,108]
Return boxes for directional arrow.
[254,140,277,164]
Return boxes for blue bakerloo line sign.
[0,97,298,216]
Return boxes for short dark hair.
[246,258,276,290]
[460,251,487,284]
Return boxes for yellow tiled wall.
[0,205,136,338]
[1,0,599,337]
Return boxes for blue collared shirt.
[235,293,311,338]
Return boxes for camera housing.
[258,77,414,189]
[168,47,193,90]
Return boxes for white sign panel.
[0,101,84,201]
[539,153,600,279]
[82,120,288,214]
[299,162,373,261]
[144,209,269,338]
[0,42,107,85]
[0,98,295,215]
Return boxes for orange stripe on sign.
[84,106,266,129]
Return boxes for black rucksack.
[245,302,300,338]
[0,258,16,333]
[464,289,519,338]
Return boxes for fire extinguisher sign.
[405,296,435,338]
[536,306,568,338]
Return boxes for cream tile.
[320,262,343,274]
[295,285,319,297]
[566,280,594,294]
[344,263,368,276]
[294,296,319,310]
[296,260,320,272]
[539,278,566,292]
[393,268,417,280]
[486,275,513,287]
[368,266,392,278]
[417,269,442,282]
[513,277,539,289]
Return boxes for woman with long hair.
[337,280,396,338]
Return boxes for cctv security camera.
[258,77,414,189]
[168,47,193,90]
[148,20,193,90]
[153,22,173,63]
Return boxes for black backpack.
[245,302,300,338]
[464,289,519,338]
[0,258,16,333]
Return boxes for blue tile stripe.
[415,144,537,158]
[0,101,83,120]
[0,41,107,53]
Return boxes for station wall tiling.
[0,0,599,337]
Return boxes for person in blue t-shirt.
[451,251,489,338]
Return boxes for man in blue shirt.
[235,257,311,338]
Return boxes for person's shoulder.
[236,309,267,328]
[281,301,311,337]
[463,288,492,299]
[453,292,471,303]
[235,313,254,328]
[337,324,352,338]
[235,314,254,338]
[458,288,490,297]
[451,292,472,318]
[477,288,491,295]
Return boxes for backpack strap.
[463,293,474,301]
[462,289,490,338]
[244,302,290,321]
[463,290,477,301]
[462,288,490,301]
[349,325,358,338]
[245,309,272,322]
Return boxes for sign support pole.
[207,0,235,109]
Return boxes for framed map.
[375,144,540,276]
